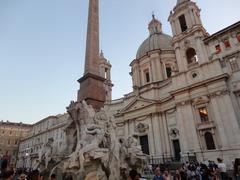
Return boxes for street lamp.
[25,152,29,170]
[23,147,30,169]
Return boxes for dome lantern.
[136,15,173,59]
[148,14,162,35]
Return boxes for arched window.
[204,132,216,150]
[186,48,198,64]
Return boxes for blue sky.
[0,0,239,124]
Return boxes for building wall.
[0,121,32,165]
[16,114,69,169]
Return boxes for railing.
[148,156,180,165]
[147,154,197,170]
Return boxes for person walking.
[217,158,228,180]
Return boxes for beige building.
[16,113,69,169]
[105,0,240,167]
[0,121,32,165]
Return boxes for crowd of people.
[150,158,240,180]
[0,168,58,180]
[0,158,239,180]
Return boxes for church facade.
[105,0,240,167]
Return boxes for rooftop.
[204,21,240,43]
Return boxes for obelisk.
[77,0,106,110]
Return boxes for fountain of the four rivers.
[37,0,147,179]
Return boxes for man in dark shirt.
[129,169,140,180]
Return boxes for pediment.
[120,97,156,114]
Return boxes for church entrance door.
[172,139,181,161]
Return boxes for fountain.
[38,101,147,179]
[36,0,147,178]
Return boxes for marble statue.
[43,100,147,180]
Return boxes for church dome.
[136,15,173,59]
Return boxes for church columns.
[171,21,177,36]
[175,20,182,35]
[176,105,189,153]
[175,46,187,72]
[151,114,162,156]
[176,102,200,154]
[132,66,139,87]
[196,36,208,64]
[210,96,230,148]
[158,114,166,156]
[129,119,135,137]
[125,121,130,139]
[184,104,201,151]
[185,10,192,28]
[220,94,240,145]
[148,116,156,155]
[196,37,205,64]
[150,58,156,82]
[151,112,171,157]
[192,9,202,25]
[189,9,195,26]
[162,113,171,157]
[156,59,163,81]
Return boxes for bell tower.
[77,0,106,110]
[168,0,209,72]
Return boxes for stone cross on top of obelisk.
[77,0,106,110]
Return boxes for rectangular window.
[237,33,240,42]
[215,45,221,54]
[198,107,209,122]
[144,70,150,83]
[179,15,188,32]
[229,57,239,72]
[166,67,172,78]
[223,39,231,48]
[104,68,108,79]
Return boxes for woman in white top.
[217,158,228,180]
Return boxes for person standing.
[234,158,240,180]
[51,174,56,180]
[163,170,171,180]
[153,167,164,180]
[128,169,140,180]
[217,158,228,180]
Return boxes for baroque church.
[17,0,240,169]
[104,0,240,166]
